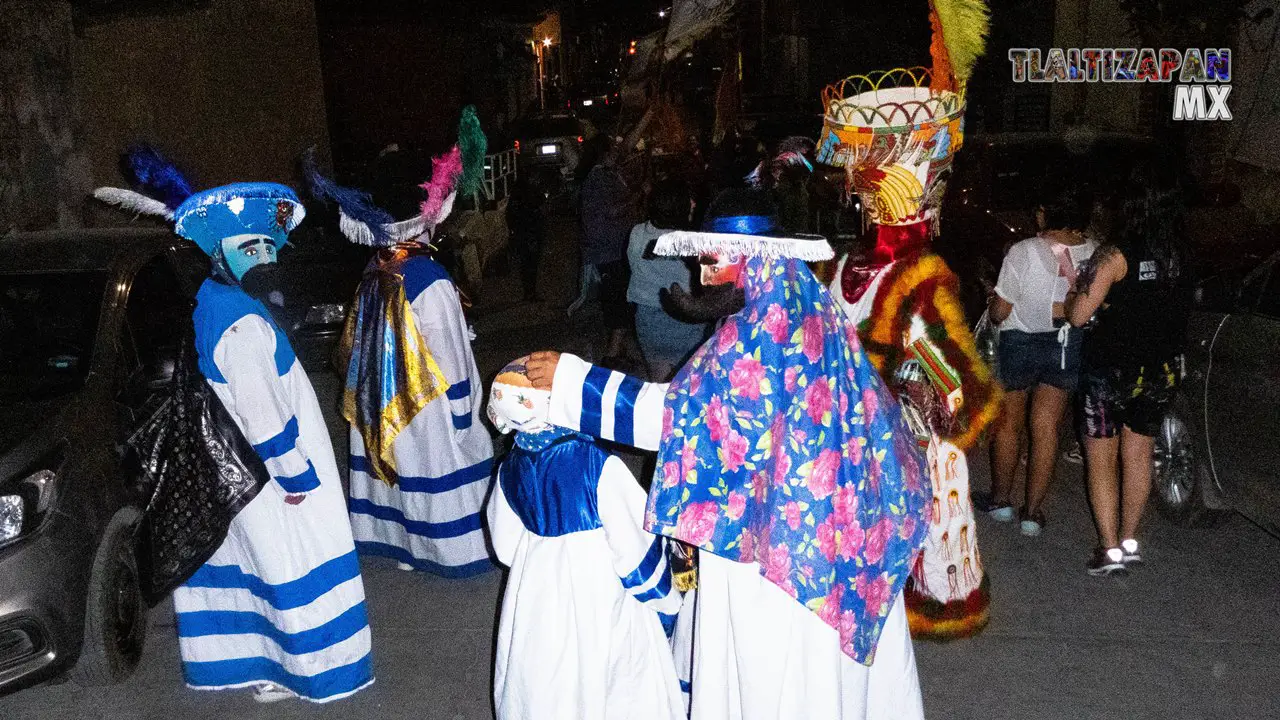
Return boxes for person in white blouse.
[979,186,1097,537]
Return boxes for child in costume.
[526,188,930,720]
[484,357,685,720]
[95,152,373,703]
[307,108,494,577]
[817,0,1001,640]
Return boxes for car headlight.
[0,470,58,546]
[0,496,22,543]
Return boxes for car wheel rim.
[111,547,144,665]
[1153,414,1194,509]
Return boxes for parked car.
[510,113,586,178]
[1153,245,1280,535]
[0,228,192,695]
[567,82,620,121]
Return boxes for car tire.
[69,508,147,687]
[1151,405,1227,529]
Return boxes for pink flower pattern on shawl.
[646,257,929,665]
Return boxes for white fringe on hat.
[654,230,834,261]
[338,209,429,246]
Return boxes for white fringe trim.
[654,231,834,261]
[338,210,429,246]
[92,187,174,221]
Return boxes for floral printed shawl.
[645,255,931,664]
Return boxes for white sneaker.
[1120,538,1142,565]
[253,683,294,703]
[1087,547,1127,576]
[396,562,415,572]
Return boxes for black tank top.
[1083,243,1192,370]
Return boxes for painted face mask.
[487,357,553,435]
[699,252,744,286]
[220,234,279,281]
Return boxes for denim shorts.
[997,328,1082,392]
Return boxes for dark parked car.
[510,113,587,178]
[567,82,620,121]
[1153,245,1280,535]
[0,228,194,694]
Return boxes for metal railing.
[478,148,518,204]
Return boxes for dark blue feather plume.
[301,148,395,245]
[125,144,194,210]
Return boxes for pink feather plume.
[419,145,463,225]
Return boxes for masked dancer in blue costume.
[94,150,373,704]
[307,108,494,577]
[485,357,685,720]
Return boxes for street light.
[543,37,552,47]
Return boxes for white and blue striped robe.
[546,354,926,720]
[487,431,685,720]
[347,256,494,576]
[176,279,373,703]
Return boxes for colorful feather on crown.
[928,0,990,92]
[457,105,487,198]
[302,147,399,247]
[419,145,464,227]
[92,144,194,221]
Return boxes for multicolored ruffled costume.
[817,0,1001,639]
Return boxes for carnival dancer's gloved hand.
[526,351,561,391]
[661,282,746,322]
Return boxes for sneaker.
[1120,538,1143,565]
[972,491,1014,522]
[1019,510,1046,537]
[253,683,294,704]
[396,562,415,572]
[990,505,1015,522]
[1087,547,1128,576]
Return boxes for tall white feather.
[93,187,174,221]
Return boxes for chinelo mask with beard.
[655,188,831,323]
[238,262,286,309]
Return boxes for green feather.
[457,105,487,197]
[932,0,991,85]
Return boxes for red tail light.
[577,136,584,143]
[514,140,521,152]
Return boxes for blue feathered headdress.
[301,148,409,247]
[93,144,195,220]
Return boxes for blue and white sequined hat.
[173,182,306,256]
[93,145,305,257]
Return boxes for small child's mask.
[488,356,553,435]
